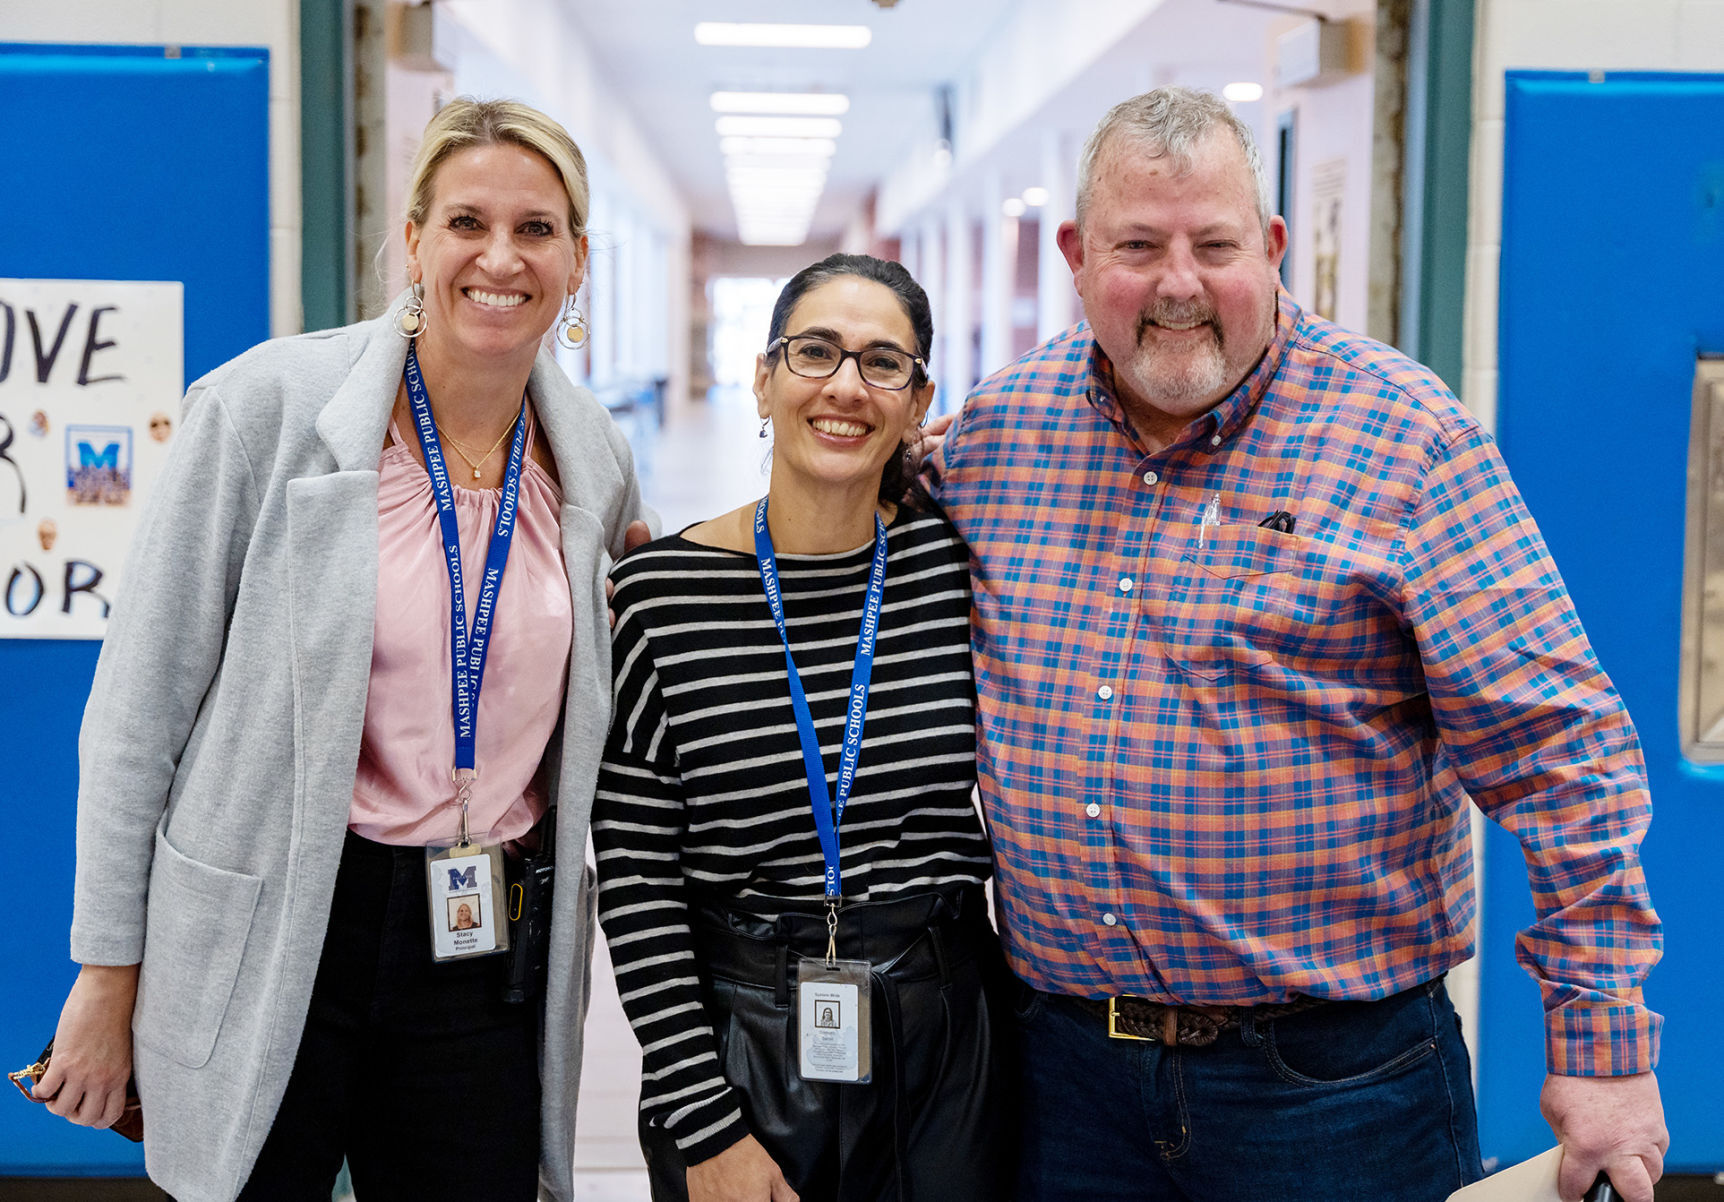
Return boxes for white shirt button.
[1097,685,1113,701]
[1118,577,1133,594]
[1086,802,1102,818]
[1210,434,1222,447]
[1143,470,1159,485]
[1102,912,1118,926]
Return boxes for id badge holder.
[426,840,510,961]
[796,955,872,1084]
[426,779,510,962]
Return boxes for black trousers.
[641,886,1016,1202]
[236,832,540,1201]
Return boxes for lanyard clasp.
[452,767,478,848]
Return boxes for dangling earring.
[758,417,770,439]
[394,281,426,339]
[555,296,589,349]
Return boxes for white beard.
[1118,329,1229,413]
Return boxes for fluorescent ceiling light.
[733,195,821,211]
[728,181,826,196]
[1223,81,1265,103]
[732,193,824,206]
[725,161,828,176]
[731,185,824,201]
[736,221,815,243]
[695,23,871,49]
[716,116,843,139]
[1002,197,1027,218]
[1021,186,1049,207]
[711,91,850,115]
[720,136,838,157]
[724,154,833,172]
[732,193,823,207]
[734,198,824,210]
[726,169,828,185]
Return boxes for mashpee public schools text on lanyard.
[754,497,887,1084]
[406,342,520,962]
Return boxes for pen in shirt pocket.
[1257,510,1297,534]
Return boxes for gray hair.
[1075,86,1272,235]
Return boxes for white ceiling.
[565,0,1285,244]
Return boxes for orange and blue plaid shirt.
[928,292,1661,1076]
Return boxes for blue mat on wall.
[0,41,269,1175]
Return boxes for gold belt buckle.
[1107,996,1153,1042]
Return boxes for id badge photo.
[425,842,511,961]
[796,957,872,1083]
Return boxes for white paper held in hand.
[1445,1146,1564,1202]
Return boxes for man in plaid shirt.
[925,87,1665,1202]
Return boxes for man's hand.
[1541,1071,1668,1202]
[686,1134,799,1202]
[607,519,654,629]
[920,411,955,461]
[37,963,139,1129]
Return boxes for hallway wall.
[433,0,695,414]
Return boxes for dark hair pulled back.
[764,254,935,507]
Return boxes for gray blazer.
[69,304,645,1201]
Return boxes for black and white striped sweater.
[592,506,990,1164]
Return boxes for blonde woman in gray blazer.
[36,99,647,1201]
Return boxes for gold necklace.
[436,416,518,480]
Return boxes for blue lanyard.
[403,343,526,779]
[753,498,888,903]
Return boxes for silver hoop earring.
[394,281,426,340]
[555,297,589,350]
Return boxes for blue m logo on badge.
[78,441,120,469]
[447,865,478,891]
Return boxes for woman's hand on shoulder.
[36,963,139,1129]
[686,1134,799,1202]
[606,519,655,629]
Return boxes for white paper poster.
[1311,157,1346,322]
[0,278,184,639]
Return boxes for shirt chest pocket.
[1158,524,1305,683]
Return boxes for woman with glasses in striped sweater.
[594,253,1013,1202]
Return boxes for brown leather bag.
[8,1039,144,1142]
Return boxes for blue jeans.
[1013,977,1485,1201]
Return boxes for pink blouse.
[349,408,572,846]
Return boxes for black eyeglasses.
[767,335,925,391]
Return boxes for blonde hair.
[405,97,589,236]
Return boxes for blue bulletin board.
[1485,70,1724,1173]
[0,42,269,1175]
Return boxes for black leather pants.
[641,885,1016,1202]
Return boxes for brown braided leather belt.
[1073,994,1330,1047]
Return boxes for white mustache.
[1135,304,1222,345]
